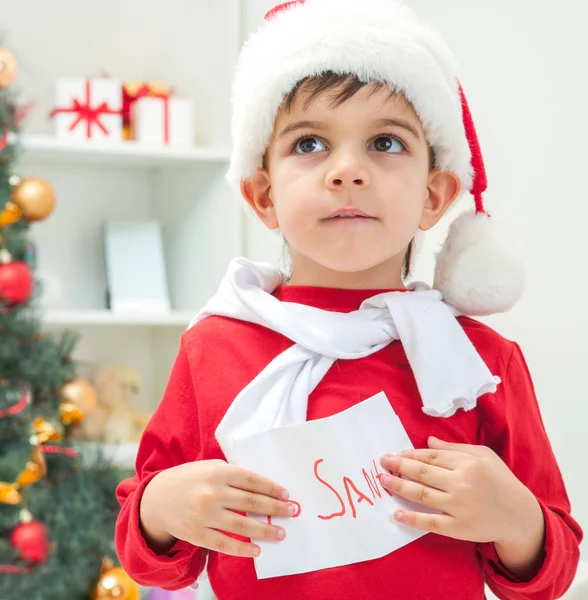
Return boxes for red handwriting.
[265,457,393,525]
[315,458,346,520]
[316,458,393,520]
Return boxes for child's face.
[242,83,460,288]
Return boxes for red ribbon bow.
[161,96,171,143]
[49,80,121,138]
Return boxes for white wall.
[242,0,588,540]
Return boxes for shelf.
[14,133,231,168]
[76,442,139,470]
[43,309,195,327]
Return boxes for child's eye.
[293,136,326,154]
[369,135,406,153]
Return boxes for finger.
[223,488,297,518]
[199,529,263,558]
[381,455,452,492]
[393,508,455,536]
[427,436,493,458]
[393,447,463,470]
[219,511,287,543]
[227,465,289,501]
[380,473,449,511]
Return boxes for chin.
[317,255,393,275]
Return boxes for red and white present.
[132,96,194,147]
[50,78,122,142]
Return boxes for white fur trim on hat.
[434,212,526,316]
[227,0,472,193]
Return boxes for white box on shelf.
[51,77,123,142]
[103,220,171,314]
[132,96,194,147]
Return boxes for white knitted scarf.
[189,258,500,463]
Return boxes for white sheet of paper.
[233,392,434,579]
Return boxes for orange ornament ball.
[0,202,22,227]
[0,46,18,89]
[60,378,98,417]
[10,178,56,222]
[93,566,140,600]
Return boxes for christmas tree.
[0,45,137,600]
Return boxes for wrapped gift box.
[50,77,122,142]
[122,81,169,140]
[132,96,194,147]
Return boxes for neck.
[286,253,406,290]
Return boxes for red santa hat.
[227,0,525,316]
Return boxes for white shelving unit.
[9,0,244,435]
[44,308,196,327]
[77,442,140,471]
[18,133,231,167]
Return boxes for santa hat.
[227,0,525,316]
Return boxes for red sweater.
[115,285,582,600]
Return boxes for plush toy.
[79,365,150,443]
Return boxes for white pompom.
[433,211,526,316]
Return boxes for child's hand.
[140,459,294,558]
[379,436,544,548]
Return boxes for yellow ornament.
[0,46,18,89]
[58,401,85,427]
[0,202,22,227]
[16,446,46,488]
[93,563,140,600]
[16,462,44,488]
[33,416,62,445]
[10,178,56,222]
[0,482,22,505]
[59,378,98,428]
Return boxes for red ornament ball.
[0,261,33,304]
[10,519,51,564]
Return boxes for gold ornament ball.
[10,178,56,222]
[60,378,98,417]
[94,567,140,600]
[0,47,18,89]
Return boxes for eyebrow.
[277,120,324,140]
[276,117,421,141]
[373,118,421,140]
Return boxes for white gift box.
[51,78,122,142]
[132,96,194,147]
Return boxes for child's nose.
[325,155,370,190]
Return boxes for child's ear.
[419,170,461,231]
[240,169,279,230]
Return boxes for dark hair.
[270,71,435,280]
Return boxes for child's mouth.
[325,207,375,220]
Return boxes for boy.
[116,1,582,598]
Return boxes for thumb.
[428,436,488,456]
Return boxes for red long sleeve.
[115,340,208,590]
[114,286,583,599]
[478,343,583,599]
